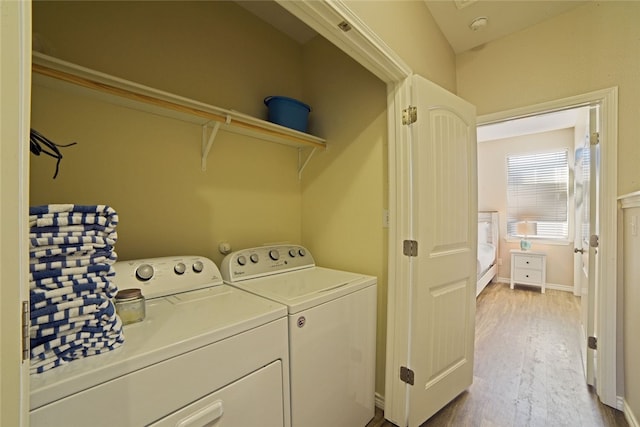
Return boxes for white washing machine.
[220,245,377,427]
[30,256,290,427]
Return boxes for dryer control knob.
[174,262,186,275]
[135,264,154,281]
[289,249,297,257]
[192,261,204,273]
[298,248,306,257]
[269,249,280,261]
[250,253,259,263]
[237,255,247,266]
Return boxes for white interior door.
[574,104,600,386]
[385,74,477,427]
[581,106,600,385]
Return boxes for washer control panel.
[220,245,314,282]
[113,256,223,300]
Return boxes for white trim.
[273,4,412,424]
[625,399,640,427]
[479,86,619,408]
[375,392,385,410]
[275,0,411,84]
[619,191,640,209]
[494,277,574,293]
[383,78,412,427]
[0,0,32,425]
[504,238,573,246]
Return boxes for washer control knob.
[174,262,186,275]
[298,248,306,257]
[269,249,280,261]
[250,253,259,263]
[135,264,154,281]
[237,255,247,266]
[289,249,297,257]
[192,261,204,273]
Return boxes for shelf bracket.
[201,115,231,171]
[298,146,318,180]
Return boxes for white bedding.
[477,212,499,296]
[477,242,496,277]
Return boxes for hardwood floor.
[368,282,628,427]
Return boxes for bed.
[477,211,499,297]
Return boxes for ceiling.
[236,1,317,44]
[236,0,590,140]
[237,0,588,53]
[424,0,588,54]
[477,107,589,142]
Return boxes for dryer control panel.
[113,256,222,300]
[221,245,315,282]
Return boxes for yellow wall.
[457,1,640,195]
[301,36,388,393]
[31,1,307,265]
[30,0,397,398]
[32,1,304,119]
[345,0,457,92]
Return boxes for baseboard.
[495,277,573,293]
[625,399,640,427]
[375,392,385,410]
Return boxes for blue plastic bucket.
[264,96,311,133]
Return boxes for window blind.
[506,150,569,239]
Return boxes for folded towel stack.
[29,204,124,374]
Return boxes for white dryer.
[221,245,377,427]
[30,256,290,427]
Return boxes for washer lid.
[30,284,287,410]
[226,267,376,314]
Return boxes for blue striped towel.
[29,251,117,273]
[29,263,113,283]
[29,235,117,250]
[29,244,114,260]
[30,307,116,342]
[30,295,116,339]
[29,226,117,240]
[28,204,123,374]
[30,277,117,310]
[29,204,118,228]
[29,204,118,217]
[30,308,124,374]
[30,295,111,326]
[30,213,116,229]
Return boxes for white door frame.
[0,0,32,425]
[278,0,620,412]
[477,87,619,409]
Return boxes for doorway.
[476,88,619,409]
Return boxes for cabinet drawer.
[513,269,543,284]
[513,255,543,270]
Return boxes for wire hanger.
[30,129,77,179]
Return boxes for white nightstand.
[510,249,546,293]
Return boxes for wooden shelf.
[31,52,325,175]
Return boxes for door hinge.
[590,234,599,248]
[400,366,415,385]
[588,336,597,350]
[590,132,600,146]
[22,300,30,361]
[403,240,418,257]
[402,106,417,125]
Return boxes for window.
[506,150,569,240]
